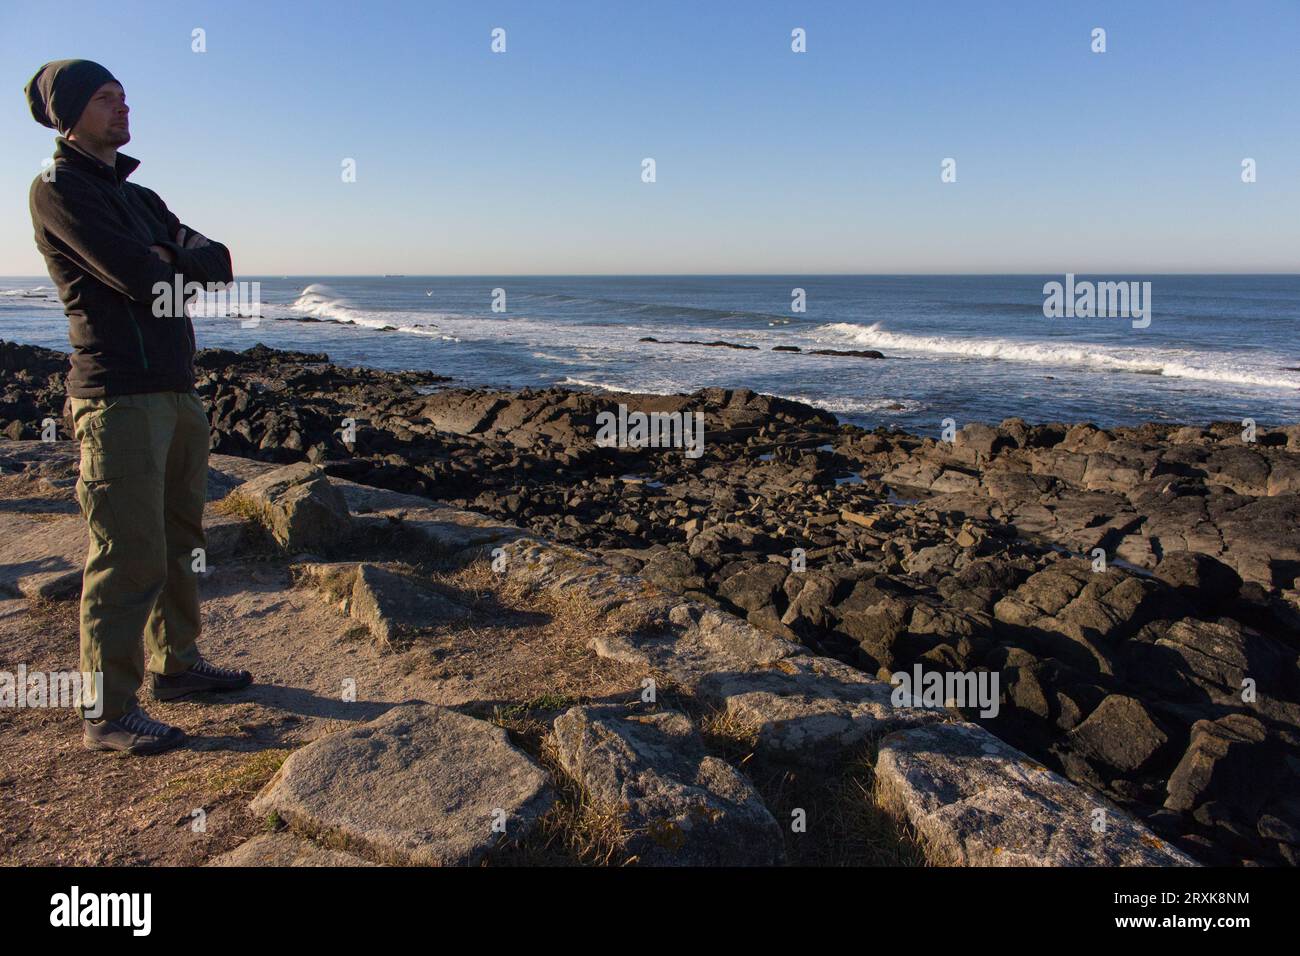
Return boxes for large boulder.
[1066,694,1169,775]
[717,562,788,614]
[1164,714,1273,819]
[954,422,1011,460]
[781,570,846,633]
[551,706,783,865]
[638,549,707,592]
[232,462,350,552]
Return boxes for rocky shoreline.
[3,338,1299,866]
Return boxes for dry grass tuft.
[211,489,265,524]
[696,704,761,770]
[155,748,291,803]
[288,563,357,603]
[743,744,929,867]
[484,730,635,867]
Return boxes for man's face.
[70,80,129,147]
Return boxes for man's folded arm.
[140,187,234,286]
[157,235,234,286]
[32,174,178,303]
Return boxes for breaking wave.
[820,322,1299,390]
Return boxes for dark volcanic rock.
[638,336,759,350]
[1154,552,1243,615]
[806,348,885,359]
[1124,618,1297,705]
[1164,714,1273,818]
[1067,694,1169,775]
[717,562,788,613]
[7,338,1299,866]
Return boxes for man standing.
[25,59,252,755]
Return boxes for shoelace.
[120,709,175,738]
[191,658,240,680]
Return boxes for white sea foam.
[0,285,58,305]
[782,394,924,416]
[558,376,645,394]
[819,322,1299,390]
[555,377,923,421]
[531,350,591,366]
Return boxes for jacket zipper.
[111,183,155,372]
[116,182,187,378]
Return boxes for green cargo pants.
[71,391,209,721]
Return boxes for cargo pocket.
[74,398,156,479]
[80,446,154,481]
[73,399,159,555]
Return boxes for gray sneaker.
[83,707,187,755]
[151,657,253,701]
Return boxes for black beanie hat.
[24,59,119,135]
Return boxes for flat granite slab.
[876,721,1198,866]
[249,703,553,866]
[0,514,86,599]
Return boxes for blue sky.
[2,0,1296,275]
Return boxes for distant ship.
[383,274,406,278]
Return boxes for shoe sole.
[83,732,188,756]
[151,679,253,702]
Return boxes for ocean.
[3,274,1297,432]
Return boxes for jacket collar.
[53,137,141,186]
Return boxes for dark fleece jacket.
[29,137,233,397]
